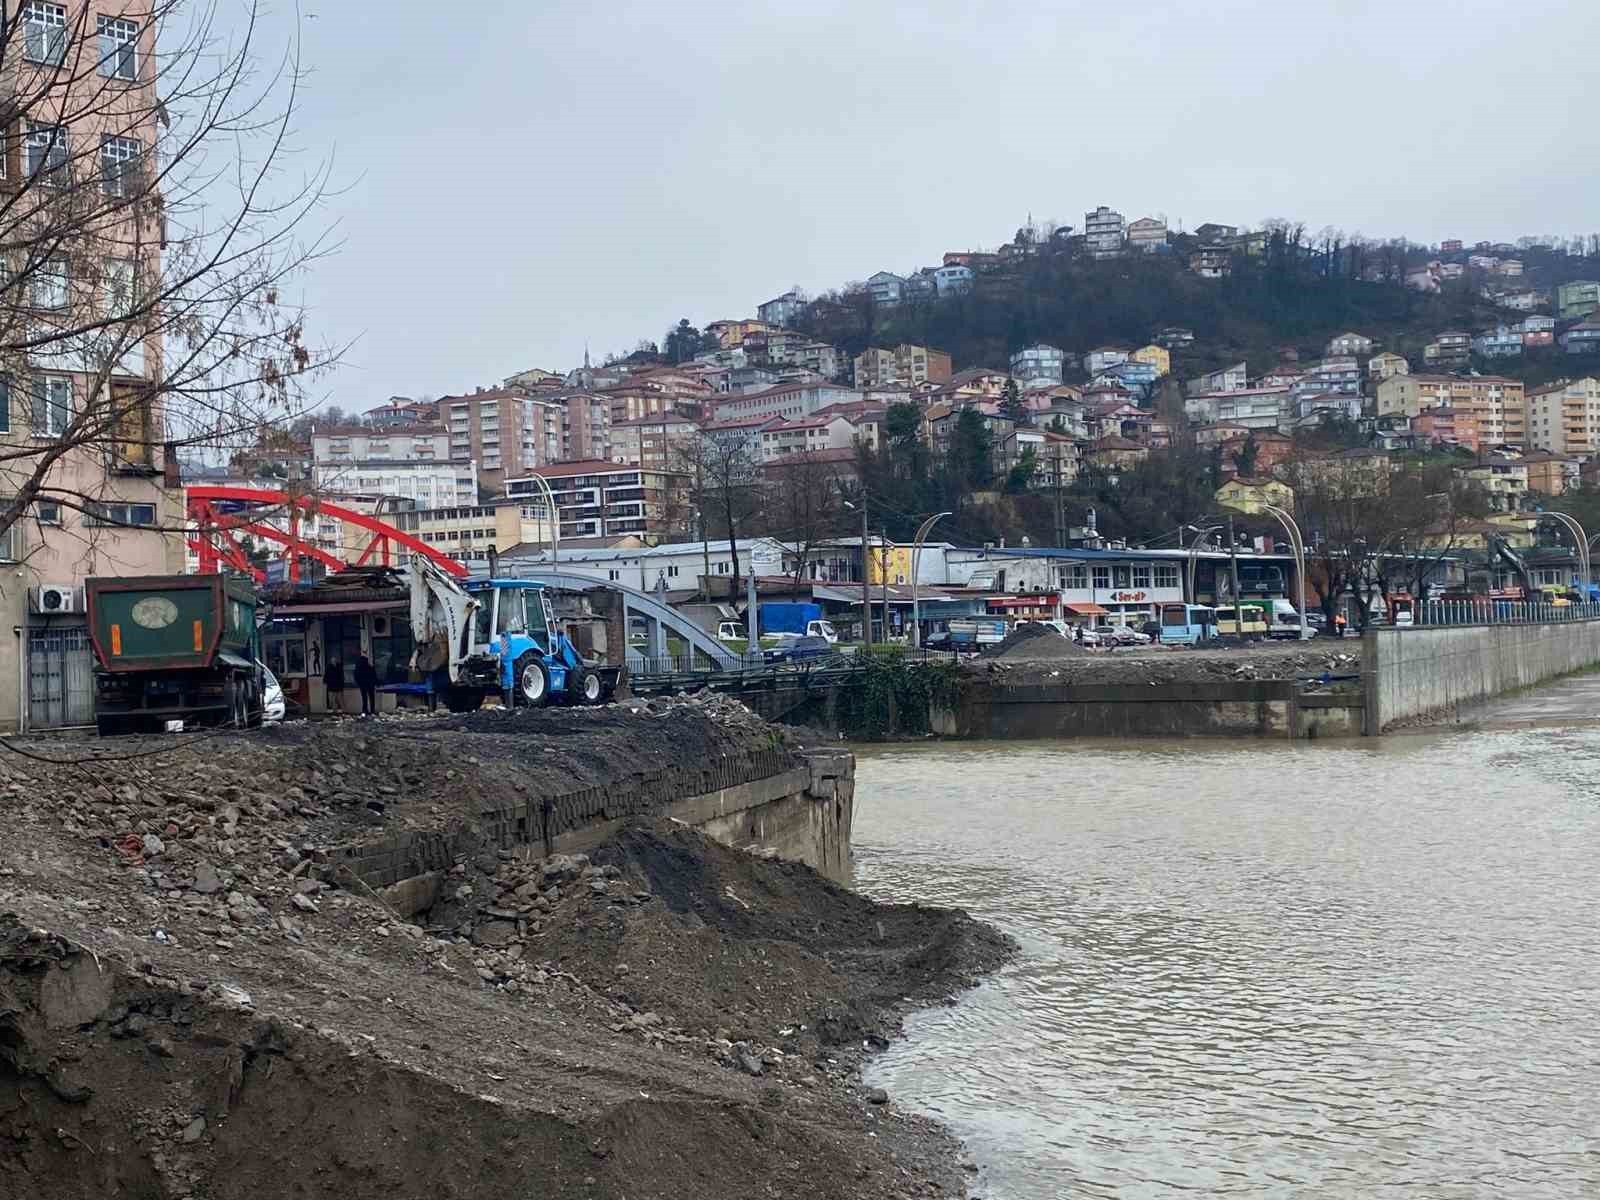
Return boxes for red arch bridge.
[185,486,469,583]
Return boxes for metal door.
[28,623,95,728]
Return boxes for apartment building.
[712,381,860,422]
[389,500,557,565]
[609,412,701,471]
[1519,452,1578,497]
[756,290,806,326]
[757,414,864,463]
[1367,351,1410,382]
[1423,331,1472,367]
[1326,331,1374,357]
[506,462,690,541]
[852,343,952,388]
[1129,344,1171,377]
[1556,281,1600,320]
[1526,377,1600,455]
[1084,206,1126,258]
[1411,406,1479,452]
[1009,343,1067,386]
[1377,374,1526,449]
[436,388,561,491]
[0,2,186,730]
[311,427,478,508]
[1125,216,1168,253]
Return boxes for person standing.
[323,656,345,714]
[354,652,379,717]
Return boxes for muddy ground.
[0,701,1011,1200]
[974,637,1364,688]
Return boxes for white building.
[311,458,477,509]
[1084,206,1126,258]
[499,537,793,591]
[1083,347,1130,375]
[933,264,974,296]
[711,381,860,422]
[1010,343,1067,387]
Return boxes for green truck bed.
[86,574,259,672]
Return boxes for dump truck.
[409,558,623,712]
[86,574,264,735]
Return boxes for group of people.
[323,652,381,715]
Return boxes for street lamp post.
[1184,523,1222,604]
[910,511,952,649]
[1261,503,1310,638]
[1540,511,1589,599]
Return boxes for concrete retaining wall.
[932,680,1364,740]
[334,747,855,916]
[1366,619,1600,731]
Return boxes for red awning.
[1064,602,1108,616]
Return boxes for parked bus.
[1159,603,1216,645]
[1215,603,1269,638]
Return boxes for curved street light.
[910,511,952,649]
[1260,503,1310,638]
[1184,522,1223,603]
[1539,510,1589,599]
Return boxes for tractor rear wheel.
[515,653,549,707]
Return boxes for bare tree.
[674,430,760,600]
[0,1,337,556]
[756,449,846,592]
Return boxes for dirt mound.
[991,623,1093,660]
[510,824,1012,1058]
[0,714,1010,1200]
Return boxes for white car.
[1098,625,1152,646]
[259,663,285,723]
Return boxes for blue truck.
[757,602,838,643]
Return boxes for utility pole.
[860,499,872,646]
[881,537,891,641]
[1228,514,1242,606]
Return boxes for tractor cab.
[462,578,613,706]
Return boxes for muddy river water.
[854,678,1600,1198]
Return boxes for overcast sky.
[249,0,1600,408]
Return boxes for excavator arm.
[409,558,481,681]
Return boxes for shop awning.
[1064,602,1108,616]
[266,599,408,617]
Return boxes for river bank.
[0,707,1011,1199]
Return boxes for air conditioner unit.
[35,583,80,614]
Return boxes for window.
[1132,564,1152,589]
[98,15,138,80]
[24,122,67,182]
[30,257,67,309]
[1155,563,1180,589]
[0,505,20,562]
[1092,565,1110,590]
[101,135,141,197]
[22,2,67,65]
[33,499,61,525]
[31,375,70,436]
[85,501,156,527]
[1113,565,1132,588]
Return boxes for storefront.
[262,583,415,715]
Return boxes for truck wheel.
[570,667,602,705]
[443,686,483,714]
[96,715,123,737]
[515,653,549,707]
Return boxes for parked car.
[258,662,285,724]
[1097,624,1152,646]
[717,620,744,641]
[762,635,832,664]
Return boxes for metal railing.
[1411,601,1600,627]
